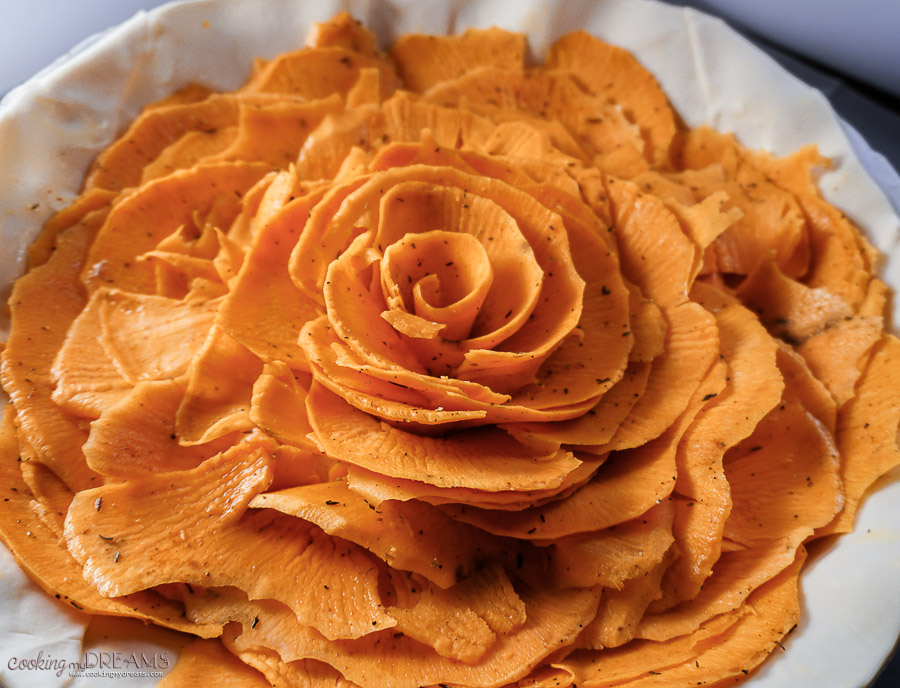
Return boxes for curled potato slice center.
[381,229,495,342]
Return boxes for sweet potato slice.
[443,358,725,539]
[83,162,271,294]
[83,377,231,477]
[344,454,603,511]
[820,335,900,534]
[217,188,325,369]
[206,95,343,168]
[159,638,271,688]
[537,499,675,589]
[800,193,877,313]
[50,288,133,418]
[797,315,884,406]
[423,67,642,161]
[140,127,238,185]
[27,187,117,269]
[192,582,600,688]
[250,480,516,588]
[677,130,810,278]
[307,382,582,493]
[249,362,317,450]
[387,563,526,662]
[98,290,219,382]
[218,638,356,688]
[602,179,720,451]
[582,547,677,650]
[652,283,784,609]
[1,211,107,491]
[64,439,392,640]
[774,342,837,434]
[568,549,805,686]
[246,46,398,101]
[723,392,842,547]
[175,325,262,445]
[392,28,525,93]
[0,407,220,636]
[85,93,244,191]
[502,361,652,451]
[545,31,677,166]
[737,258,853,343]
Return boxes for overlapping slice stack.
[1,12,898,688]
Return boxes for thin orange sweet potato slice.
[391,28,525,93]
[545,31,677,166]
[736,257,853,343]
[306,382,582,492]
[205,95,343,168]
[775,341,837,434]
[464,115,587,168]
[249,362,317,450]
[0,407,220,636]
[536,499,675,589]
[443,358,725,539]
[800,193,877,312]
[581,547,677,650]
[159,638,271,688]
[797,315,884,406]
[506,666,575,688]
[677,131,810,278]
[1,210,108,491]
[438,437,677,540]
[308,11,379,55]
[570,549,805,686]
[387,563,526,662]
[217,188,325,369]
[219,638,358,688]
[601,178,720,451]
[295,105,386,181]
[196,582,600,688]
[743,144,828,198]
[85,92,245,191]
[662,191,743,281]
[306,167,587,395]
[49,288,133,418]
[19,453,72,539]
[175,325,262,445]
[605,302,719,452]
[83,377,231,477]
[423,67,642,161]
[250,480,516,589]
[83,161,271,294]
[65,439,393,640]
[502,361,652,451]
[245,46,398,102]
[140,127,238,184]
[637,539,801,644]
[723,392,842,547]
[821,335,900,534]
[653,282,784,609]
[344,454,604,511]
[508,203,632,411]
[98,290,219,382]
[382,90,498,151]
[560,606,747,685]
[301,317,489,425]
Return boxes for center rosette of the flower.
[293,153,635,429]
[380,230,494,342]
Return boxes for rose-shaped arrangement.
[1,12,898,688]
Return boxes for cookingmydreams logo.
[6,650,170,679]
